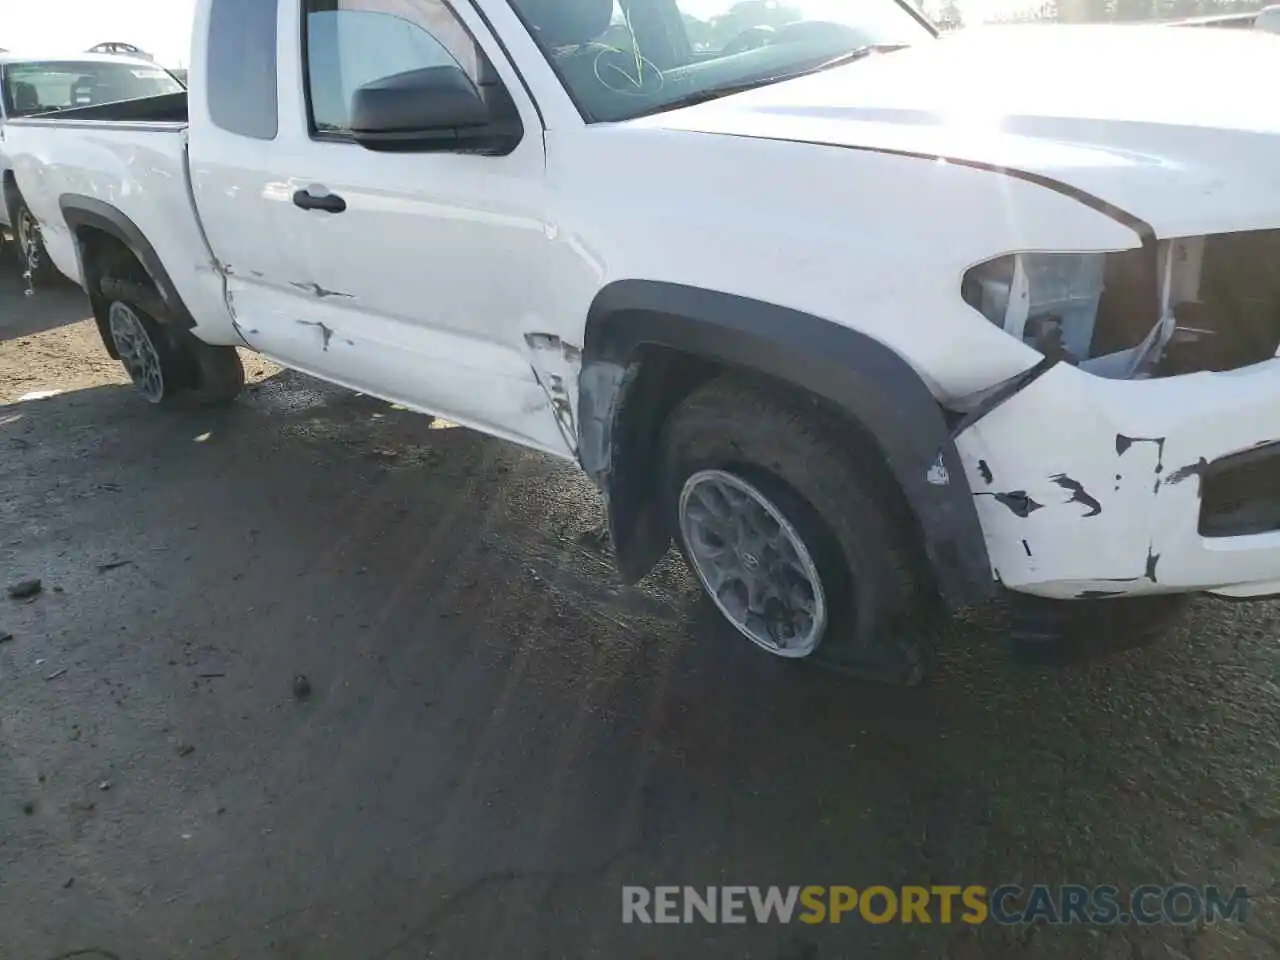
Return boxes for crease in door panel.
[290,280,355,299]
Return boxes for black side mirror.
[349,64,518,154]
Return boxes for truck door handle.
[292,189,346,214]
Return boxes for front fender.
[580,280,996,610]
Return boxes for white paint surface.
[7,5,1280,601]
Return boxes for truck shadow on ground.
[2,372,1277,960]
[0,270,90,340]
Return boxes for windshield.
[1,60,184,118]
[508,0,932,122]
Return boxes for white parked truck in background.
[0,52,184,278]
[84,43,156,60]
[5,0,1280,683]
[1171,3,1280,32]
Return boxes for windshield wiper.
[805,42,912,74]
[626,43,910,120]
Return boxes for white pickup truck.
[6,0,1280,682]
[0,51,185,277]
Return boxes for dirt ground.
[1,263,1278,960]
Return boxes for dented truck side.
[7,0,1280,676]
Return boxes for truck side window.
[304,0,484,137]
[208,0,280,139]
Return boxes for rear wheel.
[101,272,244,407]
[11,197,58,286]
[107,299,177,404]
[661,376,933,685]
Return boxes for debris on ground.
[292,674,312,700]
[7,578,42,600]
[0,630,13,643]
[44,668,67,681]
[63,877,75,889]
[98,781,112,792]
[177,743,196,757]
[21,802,34,815]
[96,560,133,573]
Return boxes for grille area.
[1159,230,1280,375]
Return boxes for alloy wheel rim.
[17,209,40,273]
[108,302,165,403]
[678,469,827,658]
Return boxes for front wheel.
[661,376,933,685]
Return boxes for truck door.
[254,0,566,456]
[187,0,313,350]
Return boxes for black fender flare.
[59,195,198,350]
[59,195,198,362]
[577,280,995,610]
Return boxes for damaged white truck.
[6,0,1280,683]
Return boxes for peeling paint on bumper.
[956,357,1280,599]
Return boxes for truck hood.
[647,25,1280,239]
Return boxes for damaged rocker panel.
[525,333,583,456]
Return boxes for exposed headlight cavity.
[958,238,1280,379]
[962,252,1106,364]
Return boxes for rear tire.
[11,197,59,286]
[105,298,182,405]
[660,375,933,685]
[100,272,244,407]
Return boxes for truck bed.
[3,98,232,345]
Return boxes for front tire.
[661,376,932,685]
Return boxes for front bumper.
[955,357,1280,599]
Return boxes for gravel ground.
[0,264,1277,960]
